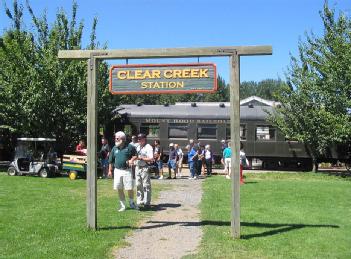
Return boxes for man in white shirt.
[135,133,154,208]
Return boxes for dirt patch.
[113,176,203,259]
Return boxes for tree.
[269,1,351,172]
[240,79,288,100]
[0,0,104,152]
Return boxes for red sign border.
[109,63,217,95]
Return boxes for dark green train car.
[111,97,349,171]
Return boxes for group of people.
[100,134,215,211]
[151,138,215,180]
[75,134,248,212]
[186,139,214,179]
[155,141,185,180]
[108,132,154,211]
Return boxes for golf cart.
[7,138,61,178]
[62,153,103,180]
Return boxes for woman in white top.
[174,143,183,177]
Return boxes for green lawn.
[0,172,162,259]
[196,173,351,258]
[2,172,351,259]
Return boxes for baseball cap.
[137,133,146,139]
[169,143,174,147]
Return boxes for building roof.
[113,96,276,121]
[240,96,281,107]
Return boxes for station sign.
[109,63,217,95]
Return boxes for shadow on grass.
[240,221,339,239]
[137,220,339,238]
[99,203,182,231]
[317,170,351,178]
[98,225,134,231]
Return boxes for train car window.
[168,123,188,138]
[140,123,160,138]
[226,124,247,140]
[124,124,132,136]
[285,136,299,142]
[197,124,217,139]
[256,126,275,141]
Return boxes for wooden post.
[229,53,241,238]
[58,45,272,234]
[87,57,98,230]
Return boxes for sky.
[0,0,350,83]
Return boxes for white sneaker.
[158,175,164,180]
[225,175,231,179]
[193,175,198,180]
[118,206,126,212]
[188,176,193,179]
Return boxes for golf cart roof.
[17,138,56,142]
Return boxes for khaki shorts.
[114,168,133,191]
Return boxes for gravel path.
[114,176,204,259]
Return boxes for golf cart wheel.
[346,162,351,173]
[8,167,17,176]
[69,171,77,180]
[39,168,50,178]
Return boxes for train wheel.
[69,171,78,180]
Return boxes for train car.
[111,96,330,170]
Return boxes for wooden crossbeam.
[58,45,272,60]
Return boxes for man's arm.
[108,163,113,177]
[128,155,137,166]
[108,147,114,177]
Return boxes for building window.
[197,124,217,139]
[226,124,247,140]
[123,124,132,136]
[140,123,159,138]
[168,123,188,138]
[256,126,275,140]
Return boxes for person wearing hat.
[108,131,138,212]
[167,143,178,179]
[135,133,154,208]
[221,139,228,152]
[187,139,198,179]
[130,135,139,148]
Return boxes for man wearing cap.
[108,131,138,212]
[130,135,139,148]
[135,133,154,208]
[167,143,178,179]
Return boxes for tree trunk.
[312,157,318,173]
